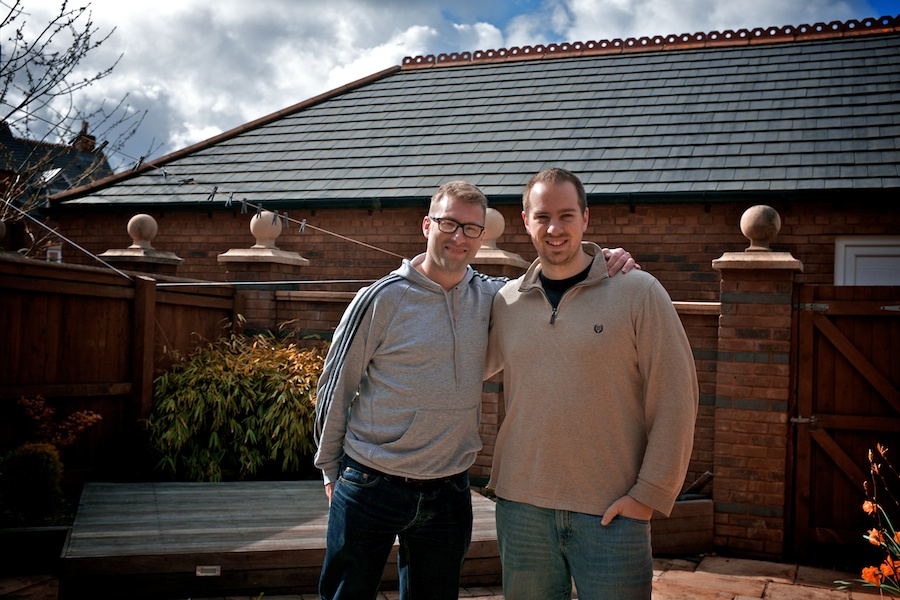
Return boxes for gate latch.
[790,415,819,431]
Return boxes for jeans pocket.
[338,462,382,489]
[447,472,470,493]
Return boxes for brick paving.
[0,556,884,599]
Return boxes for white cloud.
[170,123,224,151]
[451,22,506,52]
[8,0,880,171]
[562,0,868,42]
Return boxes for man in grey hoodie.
[313,180,634,599]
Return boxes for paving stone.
[654,557,701,573]
[651,578,737,599]
[459,588,504,597]
[657,568,767,597]
[0,561,883,600]
[0,575,58,600]
[797,565,858,590]
[698,556,797,584]
[765,581,850,599]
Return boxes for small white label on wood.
[196,565,221,577]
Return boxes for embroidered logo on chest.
[594,324,604,333]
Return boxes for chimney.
[72,121,96,153]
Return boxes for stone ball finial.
[480,208,506,249]
[250,210,283,249]
[740,205,782,252]
[127,214,158,249]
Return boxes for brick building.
[1,121,113,255]
[39,15,900,567]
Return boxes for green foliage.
[145,326,325,482]
[0,443,65,526]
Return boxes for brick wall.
[678,308,720,488]
[55,200,897,301]
[50,199,896,562]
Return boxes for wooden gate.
[790,285,900,569]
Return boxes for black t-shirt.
[539,259,593,309]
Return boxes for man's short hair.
[522,168,587,214]
[430,181,488,215]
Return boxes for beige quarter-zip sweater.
[486,242,698,516]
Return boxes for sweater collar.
[400,253,475,293]
[519,242,610,292]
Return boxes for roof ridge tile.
[401,15,900,69]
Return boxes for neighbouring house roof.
[0,122,114,199]
[51,15,900,211]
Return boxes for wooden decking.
[60,481,500,599]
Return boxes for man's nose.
[451,227,468,241]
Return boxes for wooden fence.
[0,255,237,476]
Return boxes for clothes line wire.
[127,161,410,261]
[156,279,378,288]
[1,195,135,281]
[4,137,412,273]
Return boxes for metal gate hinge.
[797,303,829,313]
[790,415,819,430]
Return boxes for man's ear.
[521,210,529,234]
[422,215,431,238]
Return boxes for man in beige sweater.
[485,168,699,600]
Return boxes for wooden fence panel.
[0,257,235,476]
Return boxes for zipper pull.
[550,307,558,324]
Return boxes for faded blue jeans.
[495,497,653,600]
[318,455,472,600]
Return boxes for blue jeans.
[495,497,652,600]
[319,456,473,600]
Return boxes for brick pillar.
[469,208,530,484]
[218,211,309,332]
[98,213,183,276]
[711,205,803,560]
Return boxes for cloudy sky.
[11,0,899,171]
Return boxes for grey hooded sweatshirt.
[314,253,505,485]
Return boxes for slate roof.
[51,15,900,210]
[0,123,114,197]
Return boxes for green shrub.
[0,443,65,526]
[146,326,325,482]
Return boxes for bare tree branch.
[0,0,154,255]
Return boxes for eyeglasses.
[428,216,485,239]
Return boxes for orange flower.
[895,531,900,545]
[868,528,885,545]
[863,565,883,586]
[881,557,899,578]
[863,500,879,515]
